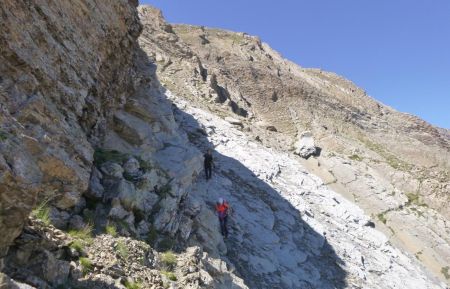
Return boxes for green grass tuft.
[0,130,8,141]
[441,266,450,280]
[124,280,142,289]
[161,251,177,269]
[105,224,117,237]
[79,257,93,275]
[69,239,85,254]
[68,224,93,243]
[377,212,387,224]
[348,154,363,161]
[115,240,129,259]
[161,270,177,281]
[31,202,51,225]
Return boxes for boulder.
[137,220,150,238]
[48,208,70,230]
[123,157,140,175]
[55,191,82,210]
[0,272,36,289]
[294,131,317,158]
[109,198,130,220]
[72,197,86,215]
[100,162,124,179]
[68,215,86,231]
[115,180,159,214]
[86,167,104,200]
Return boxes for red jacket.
[215,202,229,218]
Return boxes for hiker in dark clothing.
[215,198,229,238]
[204,149,214,180]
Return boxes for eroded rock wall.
[0,0,141,259]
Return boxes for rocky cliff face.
[0,0,141,261]
[0,1,448,288]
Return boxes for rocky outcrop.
[0,0,141,259]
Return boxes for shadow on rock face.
[152,78,348,288]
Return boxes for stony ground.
[168,94,447,289]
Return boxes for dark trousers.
[205,164,212,179]
[219,216,228,237]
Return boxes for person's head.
[207,148,211,154]
[218,197,224,204]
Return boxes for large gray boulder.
[86,167,104,200]
[115,180,159,214]
[294,131,317,158]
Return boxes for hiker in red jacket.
[215,198,229,238]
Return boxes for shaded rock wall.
[0,0,140,259]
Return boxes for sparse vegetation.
[441,266,450,280]
[377,212,387,224]
[359,138,413,171]
[69,239,85,254]
[161,270,177,281]
[349,154,363,161]
[31,200,51,225]
[124,280,142,289]
[161,251,177,269]
[105,223,118,237]
[68,224,93,243]
[115,240,129,259]
[0,130,8,141]
[79,257,93,275]
[405,192,428,208]
[135,156,153,173]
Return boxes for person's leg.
[219,218,225,236]
[223,216,228,238]
[205,164,210,179]
[206,165,212,179]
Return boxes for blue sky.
[141,0,450,129]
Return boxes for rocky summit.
[0,1,448,289]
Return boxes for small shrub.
[135,156,153,173]
[115,240,129,259]
[441,266,450,280]
[124,280,142,289]
[161,270,177,281]
[79,257,93,275]
[377,212,387,224]
[161,251,177,269]
[70,239,85,254]
[348,154,363,161]
[0,130,7,141]
[105,224,117,237]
